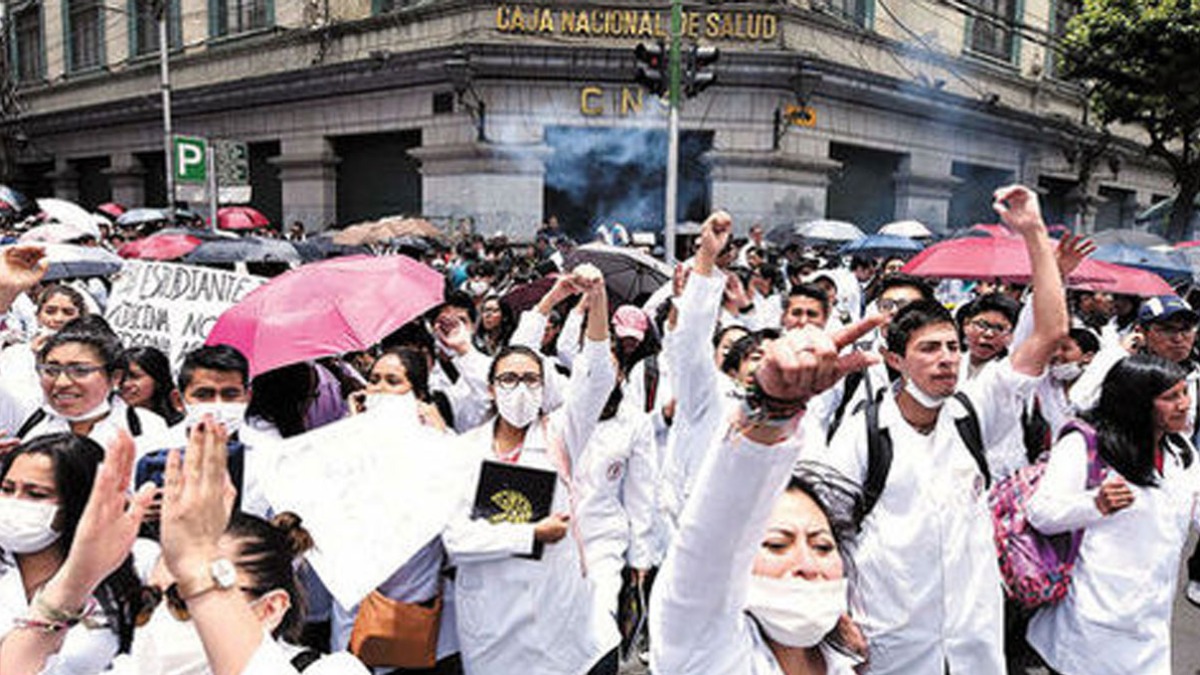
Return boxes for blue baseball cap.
[1137,295,1199,325]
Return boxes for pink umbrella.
[1071,260,1174,296]
[206,255,445,377]
[217,206,270,231]
[901,237,1112,284]
[117,233,202,260]
[96,202,126,218]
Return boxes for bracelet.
[13,616,70,634]
[30,588,94,628]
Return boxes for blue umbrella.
[839,234,925,257]
[1091,244,1192,283]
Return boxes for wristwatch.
[178,558,238,601]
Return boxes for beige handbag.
[348,589,442,669]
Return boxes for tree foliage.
[1061,0,1200,240]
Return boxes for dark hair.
[886,299,955,355]
[874,274,934,304]
[39,318,123,374]
[36,284,87,315]
[474,295,516,357]
[428,290,477,325]
[957,293,1020,329]
[179,345,250,393]
[246,363,317,438]
[225,511,315,641]
[0,434,140,651]
[850,256,875,271]
[116,347,183,426]
[721,329,780,377]
[782,283,830,315]
[712,324,750,350]
[373,346,432,403]
[1067,328,1101,356]
[488,345,544,383]
[1081,354,1192,488]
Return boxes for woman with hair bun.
[0,421,370,674]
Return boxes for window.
[965,0,1018,62]
[132,0,182,57]
[211,0,271,37]
[12,2,45,82]
[821,0,872,28]
[1048,0,1081,77]
[66,0,105,71]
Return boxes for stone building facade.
[1,0,1176,238]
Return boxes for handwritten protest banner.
[104,261,265,368]
[258,403,471,608]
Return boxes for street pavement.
[616,531,1200,674]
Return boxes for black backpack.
[16,405,143,440]
[856,388,989,520]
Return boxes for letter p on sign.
[174,136,208,183]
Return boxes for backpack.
[858,388,989,520]
[16,405,143,440]
[988,420,1105,609]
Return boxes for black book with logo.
[471,460,557,561]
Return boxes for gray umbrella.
[2,243,123,281]
[181,237,301,264]
[1088,228,1169,248]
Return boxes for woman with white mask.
[0,421,370,675]
[0,433,143,673]
[651,320,879,675]
[443,264,621,675]
[347,346,447,432]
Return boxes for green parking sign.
[174,136,207,183]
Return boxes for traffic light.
[634,41,666,96]
[684,45,719,98]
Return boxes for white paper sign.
[104,261,265,369]
[258,408,470,608]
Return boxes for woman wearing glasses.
[0,421,369,674]
[443,264,621,675]
[6,318,170,451]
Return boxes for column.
[412,124,552,241]
[893,153,959,234]
[103,153,146,207]
[270,137,339,232]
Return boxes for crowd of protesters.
[0,184,1197,675]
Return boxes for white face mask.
[745,575,848,649]
[1048,362,1083,383]
[0,497,61,554]
[185,401,248,436]
[362,391,418,419]
[129,603,210,675]
[467,279,491,297]
[904,378,949,409]
[56,396,112,423]
[494,384,542,429]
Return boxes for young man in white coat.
[823,185,1068,674]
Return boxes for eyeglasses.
[1149,323,1198,338]
[967,319,1012,336]
[878,298,913,313]
[35,363,106,381]
[493,372,543,390]
[135,583,256,625]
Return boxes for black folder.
[471,460,557,560]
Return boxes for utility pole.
[664,0,682,264]
[158,0,174,217]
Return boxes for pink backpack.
[988,420,1106,609]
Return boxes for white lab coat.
[822,361,1038,675]
[576,408,659,615]
[0,341,42,413]
[1026,432,1200,675]
[429,346,493,434]
[659,270,735,541]
[650,424,858,675]
[443,338,618,675]
[69,633,370,675]
[13,396,172,459]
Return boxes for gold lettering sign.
[784,104,818,128]
[578,86,653,117]
[496,5,777,41]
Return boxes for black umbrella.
[0,185,38,223]
[565,243,672,306]
[182,237,302,264]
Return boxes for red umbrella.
[502,275,559,314]
[1071,260,1174,296]
[1176,240,1200,249]
[901,237,1112,284]
[217,206,270,231]
[96,202,126,219]
[206,255,445,377]
[117,233,202,260]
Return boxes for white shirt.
[0,562,118,674]
[650,425,858,675]
[16,397,172,459]
[0,341,42,413]
[442,338,618,675]
[1026,432,1200,675]
[823,360,1038,675]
